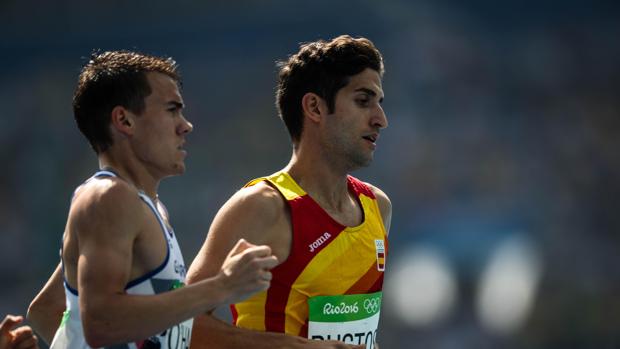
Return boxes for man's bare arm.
[71,182,277,348]
[27,263,65,345]
[369,184,392,235]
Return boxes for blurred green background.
[1,0,619,348]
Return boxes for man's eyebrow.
[166,101,184,109]
[355,87,376,96]
[355,88,384,103]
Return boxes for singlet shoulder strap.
[90,168,171,237]
[124,191,172,289]
[245,171,306,201]
[346,175,376,199]
[70,169,118,200]
[136,192,171,237]
[93,169,118,178]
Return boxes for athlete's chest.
[277,202,385,286]
[321,203,364,228]
[131,210,170,278]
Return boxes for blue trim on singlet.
[64,280,79,296]
[61,169,172,295]
[125,193,171,290]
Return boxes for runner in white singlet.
[27,51,278,349]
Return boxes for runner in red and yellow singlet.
[187,35,391,349]
[233,172,388,341]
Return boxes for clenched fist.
[0,315,38,349]
[218,239,279,304]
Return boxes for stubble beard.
[348,151,373,171]
[327,136,373,173]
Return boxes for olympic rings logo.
[363,297,381,314]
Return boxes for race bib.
[152,317,193,349]
[308,292,382,349]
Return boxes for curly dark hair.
[276,35,384,143]
[73,50,180,153]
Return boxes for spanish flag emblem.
[375,239,386,271]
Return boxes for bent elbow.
[29,294,65,320]
[26,299,38,322]
[83,323,113,348]
[84,334,108,348]
[82,314,126,348]
[27,296,53,326]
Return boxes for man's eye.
[356,98,370,106]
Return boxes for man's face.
[131,72,193,178]
[322,68,387,170]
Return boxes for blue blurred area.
[1,0,619,347]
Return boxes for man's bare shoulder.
[365,182,392,234]
[206,179,290,253]
[224,181,287,223]
[70,178,145,235]
[364,182,390,206]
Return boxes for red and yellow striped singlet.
[231,171,388,337]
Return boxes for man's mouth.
[363,134,378,143]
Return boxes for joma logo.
[309,232,332,253]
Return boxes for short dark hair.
[73,50,180,153]
[276,35,384,143]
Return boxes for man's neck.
[98,153,160,201]
[284,150,352,213]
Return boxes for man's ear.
[301,92,327,124]
[110,106,135,136]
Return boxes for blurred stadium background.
[1,0,619,348]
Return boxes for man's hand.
[0,315,39,349]
[218,239,279,304]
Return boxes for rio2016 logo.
[323,302,359,315]
[363,297,381,314]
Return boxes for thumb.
[0,315,23,335]
[228,238,254,257]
